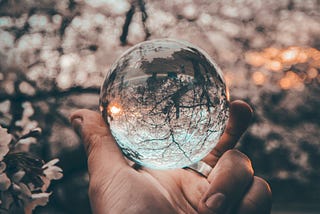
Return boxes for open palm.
[71,101,271,214]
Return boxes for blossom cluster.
[0,126,63,213]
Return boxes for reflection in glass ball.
[100,39,229,169]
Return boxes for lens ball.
[100,39,229,169]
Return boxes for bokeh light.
[246,46,320,90]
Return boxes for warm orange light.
[310,51,320,67]
[297,51,308,63]
[263,47,279,58]
[224,72,233,87]
[279,78,291,90]
[312,52,320,61]
[307,68,318,79]
[110,105,121,115]
[246,47,319,68]
[279,71,304,90]
[265,60,282,71]
[281,48,298,63]
[306,48,319,59]
[245,52,265,67]
[252,71,266,85]
[245,46,319,90]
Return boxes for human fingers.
[198,150,254,214]
[203,100,253,167]
[236,176,272,214]
[70,109,129,179]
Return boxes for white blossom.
[0,125,63,212]
[0,162,6,173]
[43,159,63,180]
[0,173,11,191]
[0,126,11,161]
[15,137,37,152]
[42,158,59,167]
[24,192,52,213]
[12,171,25,183]
[18,183,32,198]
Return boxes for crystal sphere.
[100,39,229,169]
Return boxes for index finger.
[203,100,253,167]
[70,109,129,178]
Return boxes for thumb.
[70,109,128,178]
[203,100,253,166]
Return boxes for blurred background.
[0,0,319,213]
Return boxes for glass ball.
[100,39,229,169]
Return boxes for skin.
[70,100,272,214]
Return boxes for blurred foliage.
[0,0,319,213]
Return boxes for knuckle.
[224,149,254,177]
[254,176,272,200]
[85,134,101,155]
[225,149,252,166]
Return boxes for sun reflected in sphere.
[109,104,122,115]
[100,39,229,169]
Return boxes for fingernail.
[205,193,227,213]
[71,117,83,135]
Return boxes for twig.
[120,4,135,45]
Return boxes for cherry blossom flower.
[42,159,63,180]
[0,125,63,213]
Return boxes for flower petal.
[0,126,12,146]
[0,126,11,161]
[12,170,26,183]
[19,182,32,198]
[0,173,11,191]
[42,158,59,168]
[24,192,52,212]
[0,162,6,173]
[43,166,63,180]
[0,145,9,161]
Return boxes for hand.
[70,100,272,214]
